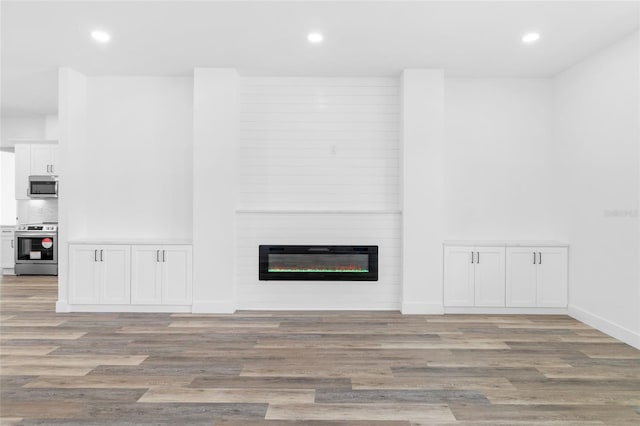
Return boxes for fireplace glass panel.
[268,253,369,273]
[259,245,378,281]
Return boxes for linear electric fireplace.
[259,245,378,281]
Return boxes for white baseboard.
[237,302,400,311]
[401,302,444,315]
[55,300,71,313]
[191,301,236,314]
[63,304,193,313]
[568,304,640,350]
[445,306,568,315]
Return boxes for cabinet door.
[131,246,162,304]
[99,245,131,304]
[15,145,30,200]
[30,145,53,175]
[69,245,100,304]
[1,231,15,268]
[161,246,192,305]
[537,248,568,307]
[50,146,59,174]
[444,246,475,306]
[474,247,505,307]
[506,248,538,307]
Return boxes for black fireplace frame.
[259,245,378,281]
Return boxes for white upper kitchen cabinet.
[30,144,58,175]
[15,143,59,200]
[69,244,131,305]
[506,246,568,308]
[131,245,192,305]
[14,145,30,200]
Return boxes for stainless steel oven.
[15,224,58,275]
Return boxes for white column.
[192,68,239,313]
[57,68,88,312]
[401,69,445,314]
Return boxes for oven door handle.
[15,232,57,237]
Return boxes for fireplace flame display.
[259,245,378,281]
[268,253,368,274]
[268,264,369,273]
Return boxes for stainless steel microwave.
[28,175,58,198]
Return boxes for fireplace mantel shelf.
[236,209,402,214]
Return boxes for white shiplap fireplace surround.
[192,69,444,313]
[57,68,443,314]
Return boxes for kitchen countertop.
[68,239,192,245]
[443,240,569,247]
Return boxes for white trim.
[235,209,402,214]
[445,306,568,315]
[65,304,192,313]
[568,304,640,350]
[401,302,445,315]
[55,300,71,313]
[238,303,400,311]
[443,240,569,248]
[191,301,236,314]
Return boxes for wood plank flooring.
[1,275,639,425]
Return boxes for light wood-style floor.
[1,275,639,425]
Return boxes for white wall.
[0,116,45,148]
[0,151,16,224]
[401,70,446,314]
[77,76,193,239]
[554,32,640,348]
[236,77,401,310]
[192,69,239,313]
[444,78,557,240]
[57,68,88,311]
[45,115,59,140]
[0,116,47,225]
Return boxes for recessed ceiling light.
[522,32,540,44]
[307,33,323,43]
[91,30,111,43]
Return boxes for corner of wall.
[401,69,446,314]
[192,68,239,312]
[569,304,640,350]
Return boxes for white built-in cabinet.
[1,227,15,274]
[69,245,131,304]
[14,142,59,200]
[444,242,568,310]
[131,245,192,305]
[506,247,568,307]
[68,243,192,308]
[444,246,505,307]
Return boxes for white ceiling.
[2,0,638,116]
